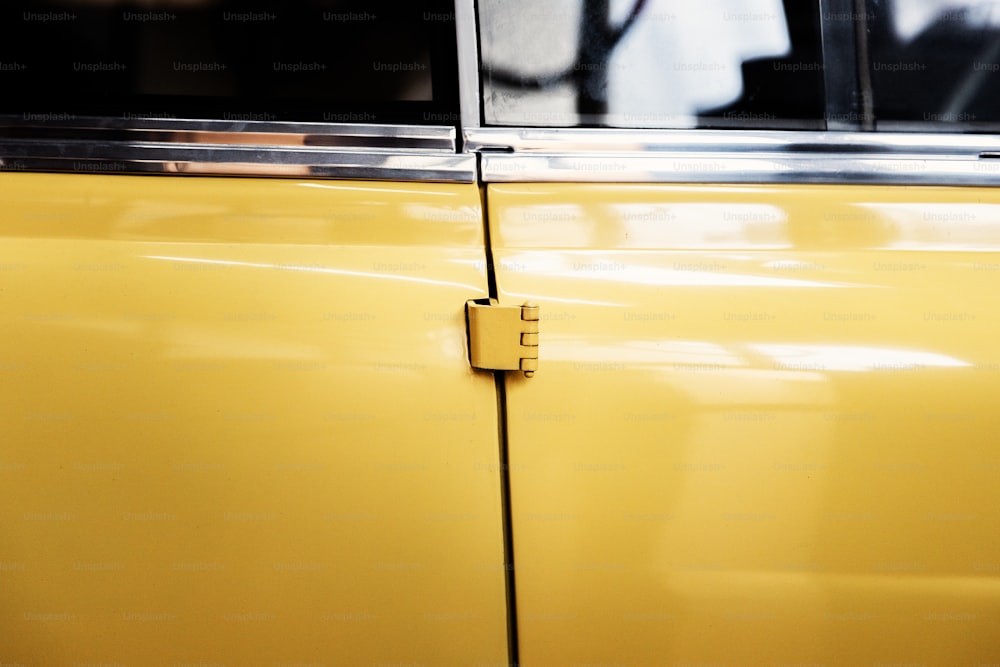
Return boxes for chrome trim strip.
[0,117,476,182]
[0,150,476,183]
[479,153,1000,185]
[466,127,1000,153]
[455,0,483,130]
[467,127,1000,185]
[2,116,458,152]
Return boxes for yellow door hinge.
[466,300,539,377]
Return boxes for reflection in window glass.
[868,0,1000,130]
[479,0,825,129]
[0,0,458,124]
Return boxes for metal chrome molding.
[454,0,483,130]
[818,0,864,131]
[2,116,459,151]
[0,116,475,182]
[851,0,876,131]
[465,127,1000,185]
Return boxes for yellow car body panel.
[488,182,1000,666]
[0,173,509,666]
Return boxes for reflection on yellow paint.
[143,255,482,290]
[492,181,1000,666]
[0,173,508,666]
[752,342,971,373]
[857,202,1000,251]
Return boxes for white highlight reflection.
[143,256,479,291]
[553,264,847,289]
[753,343,970,373]
[857,202,1000,251]
[506,293,625,307]
[609,202,790,250]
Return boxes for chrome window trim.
[818,0,867,131]
[455,0,483,129]
[466,127,1000,185]
[0,116,475,183]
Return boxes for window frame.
[458,0,1000,186]
[0,1,472,183]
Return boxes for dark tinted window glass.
[479,0,824,129]
[0,0,458,124]
[867,0,1000,131]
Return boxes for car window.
[866,0,1000,131]
[477,0,825,129]
[0,0,458,124]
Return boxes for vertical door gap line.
[480,179,519,667]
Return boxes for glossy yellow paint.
[489,183,1000,666]
[0,173,509,666]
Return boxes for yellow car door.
[0,2,510,665]
[472,0,1000,664]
